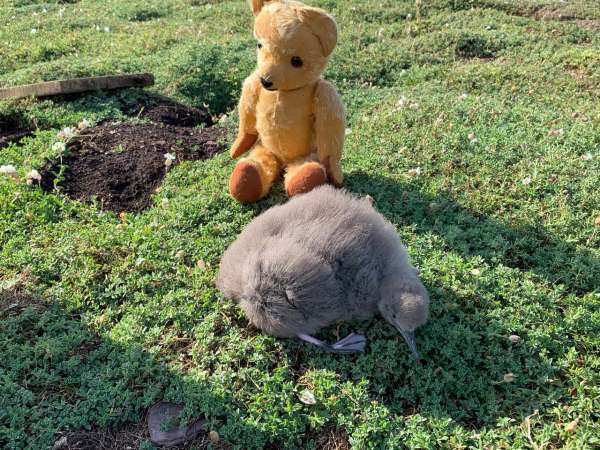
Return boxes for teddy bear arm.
[314,80,345,186]
[231,74,261,159]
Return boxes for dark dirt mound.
[0,116,33,149]
[136,97,212,127]
[40,121,227,213]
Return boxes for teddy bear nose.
[260,77,273,89]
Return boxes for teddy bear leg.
[284,158,328,197]
[229,145,281,203]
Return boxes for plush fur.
[228,0,346,203]
[216,185,430,341]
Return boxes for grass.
[1,0,599,449]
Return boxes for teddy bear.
[228,0,346,203]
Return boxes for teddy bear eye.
[257,42,263,49]
[291,56,303,68]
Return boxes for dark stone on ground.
[147,401,205,447]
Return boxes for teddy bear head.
[249,0,338,91]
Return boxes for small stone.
[175,250,185,259]
[470,268,481,276]
[508,334,521,343]
[208,430,220,444]
[407,167,421,177]
[196,259,206,269]
[147,401,205,447]
[1,165,19,180]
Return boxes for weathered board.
[0,73,154,100]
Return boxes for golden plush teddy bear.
[228,0,345,203]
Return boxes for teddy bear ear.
[297,7,338,57]
[248,0,279,16]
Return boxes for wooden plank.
[0,73,155,100]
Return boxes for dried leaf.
[298,389,316,405]
[565,419,578,433]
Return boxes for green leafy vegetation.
[1,1,599,449]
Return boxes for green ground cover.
[1,0,599,448]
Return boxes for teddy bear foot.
[286,163,327,197]
[229,161,263,203]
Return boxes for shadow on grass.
[0,288,258,450]
[346,171,599,296]
[275,170,594,430]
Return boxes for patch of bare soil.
[310,428,350,450]
[576,19,600,30]
[0,116,33,149]
[533,6,576,21]
[0,287,45,315]
[135,97,212,127]
[40,101,228,212]
[52,421,230,450]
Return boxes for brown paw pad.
[286,163,327,197]
[229,161,262,203]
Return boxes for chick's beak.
[398,328,421,361]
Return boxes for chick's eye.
[257,42,262,49]
[291,56,303,68]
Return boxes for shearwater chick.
[216,185,429,357]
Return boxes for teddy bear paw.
[286,163,327,197]
[229,161,263,203]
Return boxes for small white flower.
[78,118,91,130]
[396,96,408,108]
[42,8,47,13]
[161,198,169,207]
[164,153,176,168]
[521,176,532,186]
[407,167,421,177]
[0,165,19,179]
[345,128,352,136]
[459,93,468,100]
[52,142,66,153]
[26,169,41,185]
[468,132,478,143]
[581,152,593,161]
[95,25,101,31]
[503,373,516,383]
[58,8,65,17]
[104,27,110,33]
[26,169,41,181]
[30,28,37,34]
[57,126,76,141]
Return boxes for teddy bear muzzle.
[260,76,275,90]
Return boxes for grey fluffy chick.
[216,185,429,357]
